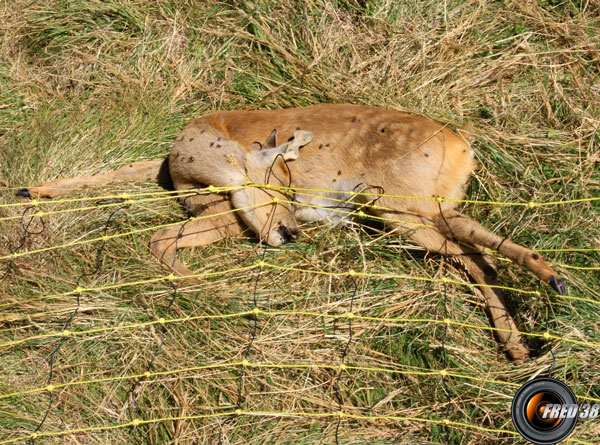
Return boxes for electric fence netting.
[0,184,599,444]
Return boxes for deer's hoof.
[16,188,30,198]
[549,276,566,295]
[507,342,530,363]
[548,275,567,295]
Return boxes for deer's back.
[191,104,476,216]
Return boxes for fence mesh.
[1,184,598,444]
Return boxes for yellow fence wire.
[2,183,598,208]
[1,183,598,443]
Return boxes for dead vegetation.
[0,0,599,443]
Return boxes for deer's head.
[206,130,313,246]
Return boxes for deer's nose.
[277,225,298,243]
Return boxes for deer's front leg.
[17,159,166,199]
[149,193,247,278]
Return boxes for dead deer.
[17,104,566,361]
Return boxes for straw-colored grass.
[1,0,598,443]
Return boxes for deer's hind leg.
[18,159,169,199]
[380,213,530,361]
[434,209,565,294]
[149,193,247,278]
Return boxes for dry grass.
[1,0,599,443]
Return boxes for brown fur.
[21,104,567,361]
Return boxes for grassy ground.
[1,0,599,443]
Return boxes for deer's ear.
[248,129,278,153]
[247,142,294,167]
[280,142,298,161]
[264,129,277,149]
[246,130,313,166]
[283,130,313,160]
[248,141,262,153]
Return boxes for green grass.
[1,0,599,443]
